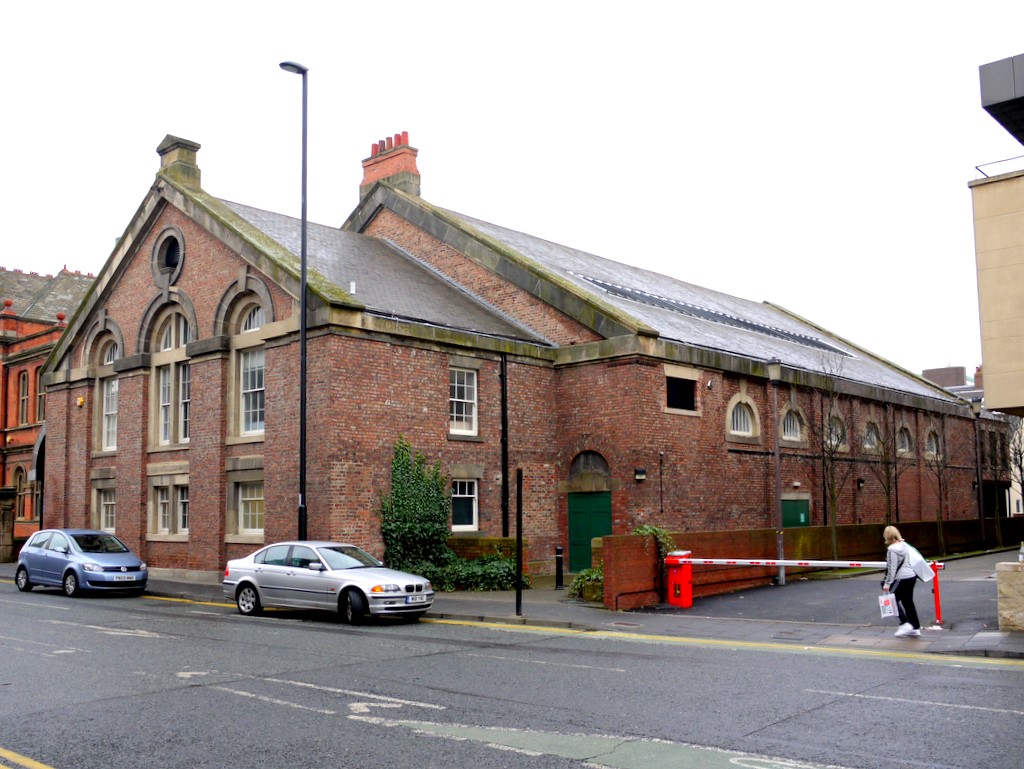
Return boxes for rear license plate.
[113,575,136,582]
[406,594,427,604]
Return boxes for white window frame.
[240,348,265,435]
[177,486,190,533]
[449,368,477,436]
[18,371,29,425]
[782,410,801,441]
[102,377,119,450]
[730,403,753,436]
[157,486,171,533]
[100,489,116,532]
[153,313,192,447]
[238,481,265,534]
[451,479,479,531]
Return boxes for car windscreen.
[317,546,383,570]
[72,533,129,554]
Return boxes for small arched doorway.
[566,451,613,573]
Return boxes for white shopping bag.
[878,593,896,619]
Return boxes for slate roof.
[443,211,957,403]
[221,201,547,345]
[0,268,94,322]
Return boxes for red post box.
[665,550,692,608]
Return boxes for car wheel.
[236,584,262,616]
[341,589,366,625]
[15,567,32,592]
[63,572,80,597]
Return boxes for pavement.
[3,549,1023,659]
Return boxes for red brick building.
[0,267,93,551]
[41,134,1008,576]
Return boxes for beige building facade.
[971,169,1024,415]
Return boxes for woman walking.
[882,526,920,637]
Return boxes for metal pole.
[770,364,785,585]
[516,469,523,616]
[280,61,309,541]
[554,545,564,590]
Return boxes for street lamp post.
[768,359,785,586]
[971,399,986,546]
[280,60,308,541]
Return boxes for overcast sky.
[4,2,1024,378]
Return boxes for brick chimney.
[359,131,420,199]
[157,135,202,191]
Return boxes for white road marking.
[42,620,164,638]
[211,686,337,715]
[0,634,90,653]
[806,689,1024,717]
[176,671,210,680]
[0,598,69,611]
[260,677,444,710]
[348,702,403,714]
[465,652,626,672]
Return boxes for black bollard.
[555,545,564,590]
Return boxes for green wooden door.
[568,491,612,572]
[781,498,810,527]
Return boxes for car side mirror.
[307,562,325,571]
[54,546,69,555]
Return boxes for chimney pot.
[360,131,421,200]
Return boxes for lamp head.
[279,61,308,75]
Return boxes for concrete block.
[996,562,1024,631]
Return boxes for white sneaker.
[894,623,914,637]
[907,628,921,637]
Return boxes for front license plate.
[406,594,427,604]
[113,575,136,582]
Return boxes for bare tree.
[805,356,857,558]
[1008,415,1024,520]
[923,415,973,556]
[859,404,915,525]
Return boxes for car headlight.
[139,562,147,571]
[370,584,401,593]
[424,581,432,591]
[82,563,100,572]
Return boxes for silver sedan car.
[222,541,434,624]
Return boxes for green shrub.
[379,437,455,571]
[569,563,604,601]
[379,438,528,592]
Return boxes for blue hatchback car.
[16,529,148,597]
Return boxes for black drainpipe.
[501,353,510,538]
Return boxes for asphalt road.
[1,579,1021,769]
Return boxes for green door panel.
[568,492,612,572]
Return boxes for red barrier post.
[931,563,942,626]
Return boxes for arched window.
[864,422,881,451]
[242,305,265,333]
[98,339,119,451]
[730,402,754,436]
[152,310,192,446]
[782,409,802,441]
[826,416,846,450]
[926,430,941,458]
[231,300,268,438]
[896,427,912,454]
[17,371,29,425]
